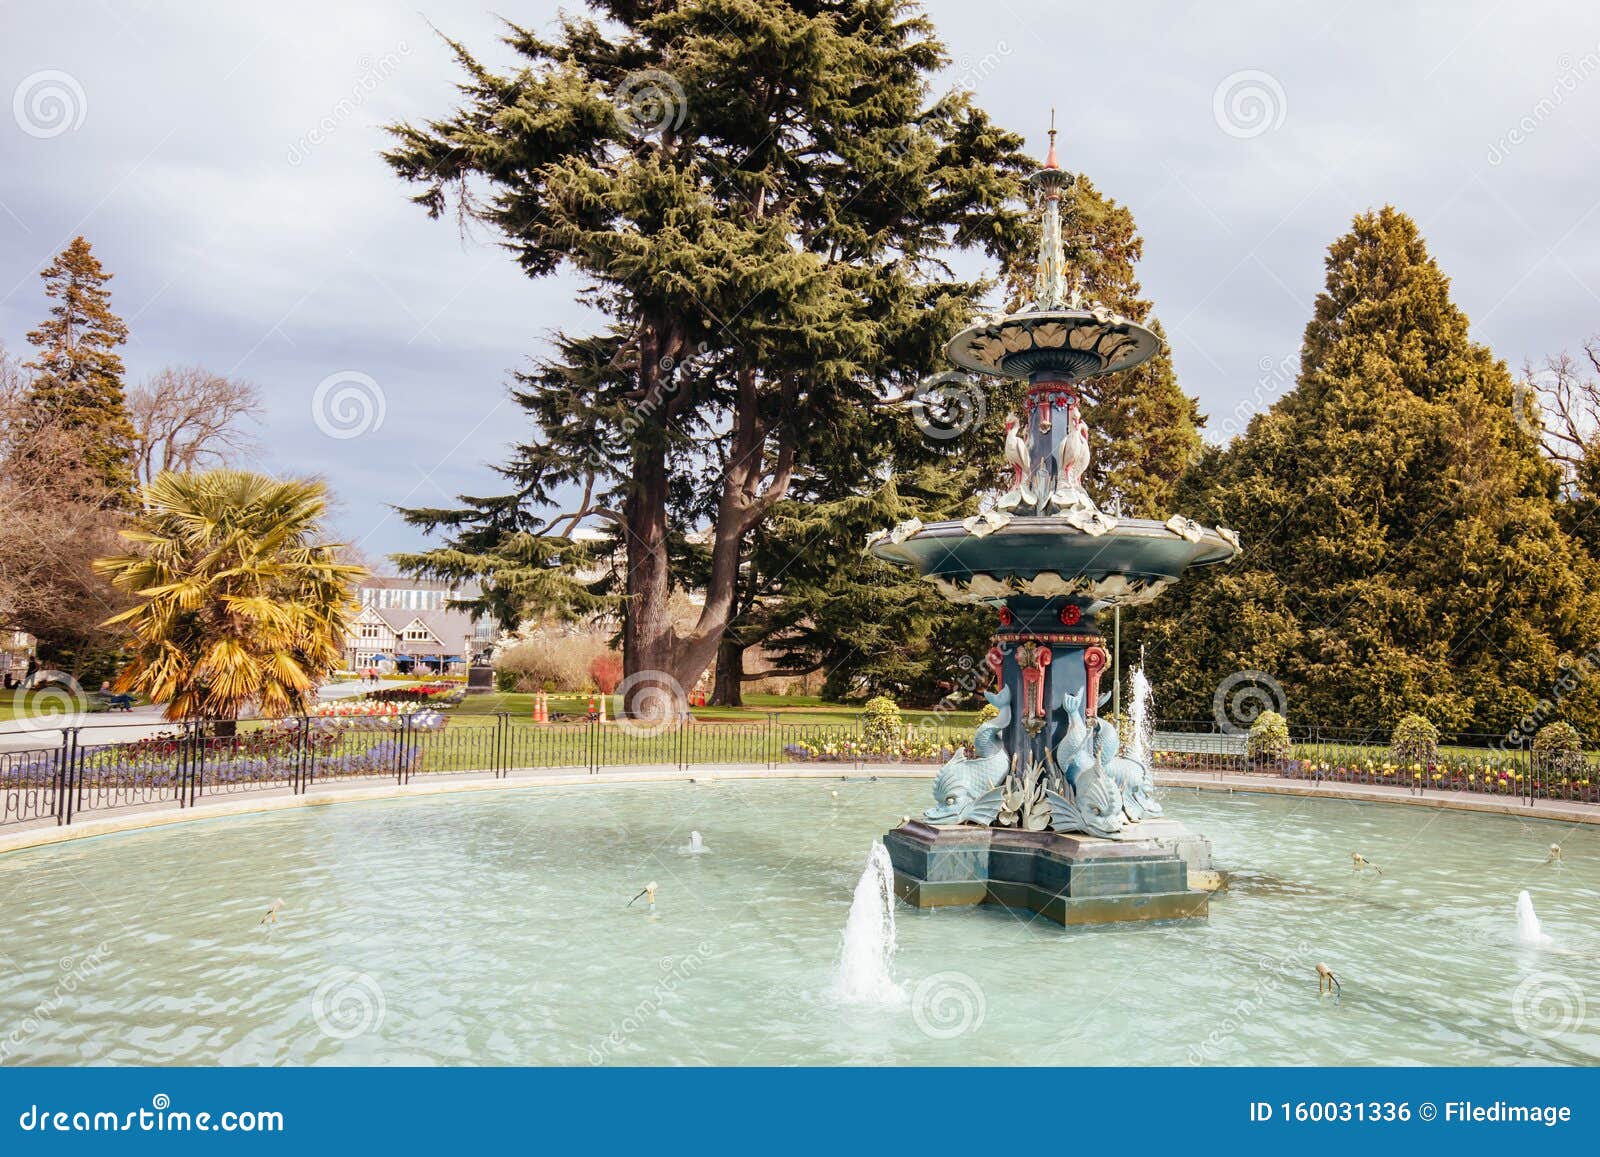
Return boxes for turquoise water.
[0,780,1596,1065]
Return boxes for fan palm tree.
[95,470,366,729]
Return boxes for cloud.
[1,0,1596,561]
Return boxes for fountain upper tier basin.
[944,308,1161,380]
[870,516,1236,606]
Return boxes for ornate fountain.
[869,128,1240,926]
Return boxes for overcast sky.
[2,0,1598,562]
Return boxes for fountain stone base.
[884,819,1211,926]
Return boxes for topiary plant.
[862,696,903,750]
[1533,721,1581,753]
[1389,713,1439,767]
[1532,721,1585,785]
[1246,710,1291,762]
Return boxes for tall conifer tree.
[385,0,1032,712]
[24,236,136,496]
[1137,207,1600,735]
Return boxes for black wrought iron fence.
[0,714,972,832]
[1149,721,1598,805]
[14,712,1585,835]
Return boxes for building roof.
[358,575,481,596]
[355,607,485,654]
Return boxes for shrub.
[1532,722,1585,781]
[1246,710,1291,761]
[977,701,1000,724]
[1389,713,1439,766]
[1533,721,1581,753]
[491,628,614,693]
[862,696,903,748]
[366,683,457,704]
[588,654,623,695]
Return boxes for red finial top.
[1044,108,1059,170]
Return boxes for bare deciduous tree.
[127,365,262,485]
[1522,338,1600,477]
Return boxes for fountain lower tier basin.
[885,818,1213,926]
[870,517,1235,605]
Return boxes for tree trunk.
[711,633,745,707]
[620,427,677,717]
[668,370,795,702]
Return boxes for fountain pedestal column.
[992,597,1106,769]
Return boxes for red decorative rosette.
[1058,605,1081,626]
[997,606,1014,626]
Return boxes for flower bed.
[782,732,959,764]
[311,701,449,728]
[0,716,445,796]
[363,683,464,705]
[1153,744,1599,804]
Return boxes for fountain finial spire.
[1028,112,1073,310]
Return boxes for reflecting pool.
[1,780,1595,1064]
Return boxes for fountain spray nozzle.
[1316,962,1341,1004]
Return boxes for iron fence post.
[305,716,318,794]
[54,729,71,826]
[69,726,84,821]
[495,712,507,779]
[178,722,192,808]
[296,715,309,795]
[194,722,206,804]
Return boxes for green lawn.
[448,690,980,729]
[0,687,140,723]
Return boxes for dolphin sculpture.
[1091,716,1163,821]
[925,686,1012,823]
